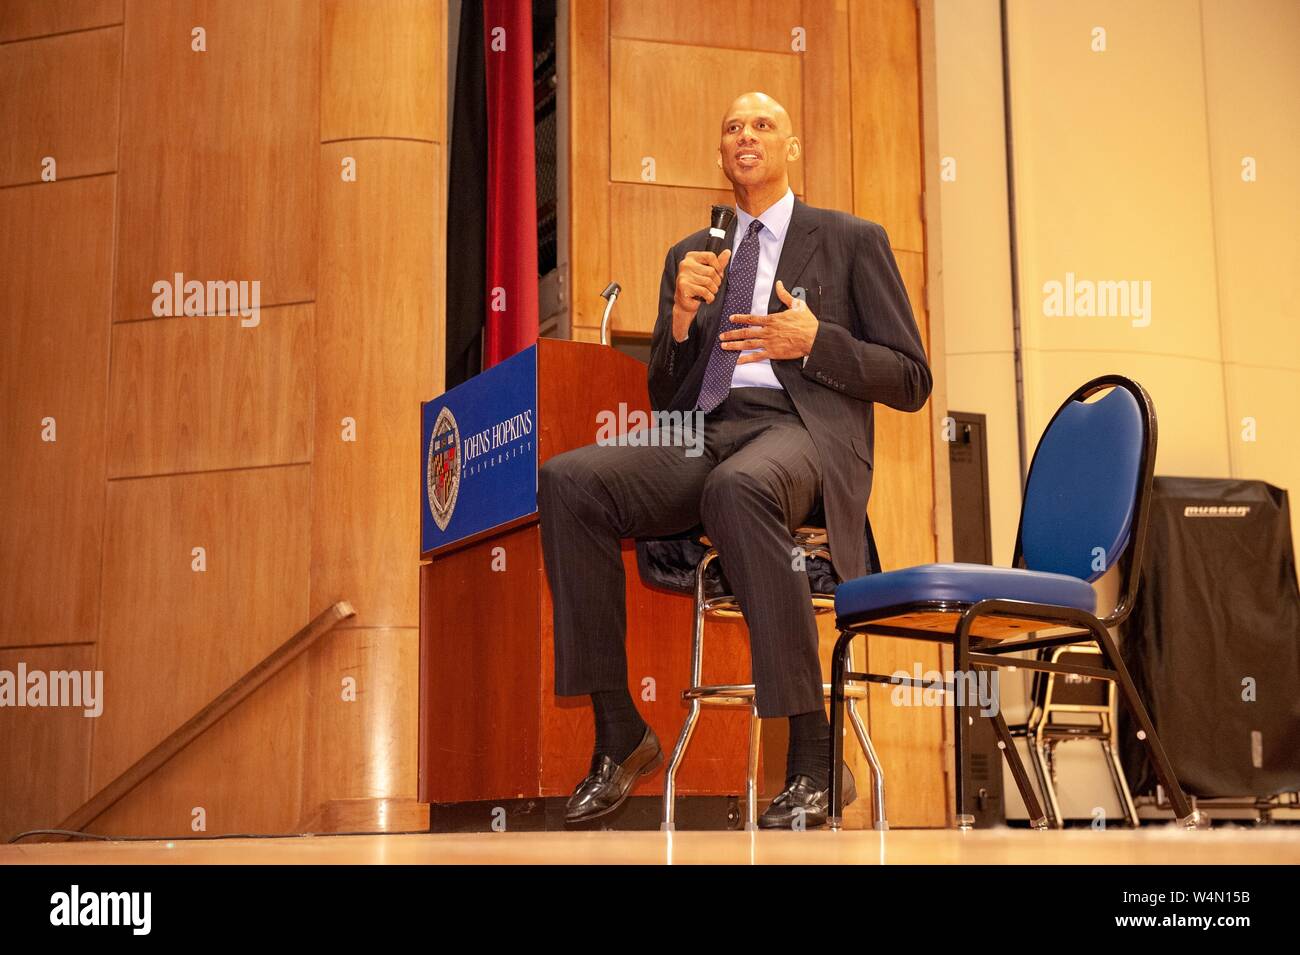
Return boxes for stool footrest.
[702,596,835,617]
[683,682,869,703]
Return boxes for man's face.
[717,96,796,189]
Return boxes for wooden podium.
[418,339,753,829]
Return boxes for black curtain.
[445,0,488,389]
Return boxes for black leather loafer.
[564,725,664,824]
[757,765,857,830]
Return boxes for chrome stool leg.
[662,535,891,833]
[745,705,762,831]
[845,700,886,831]
[661,698,701,832]
[662,549,714,832]
[843,644,886,830]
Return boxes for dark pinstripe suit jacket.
[638,198,932,591]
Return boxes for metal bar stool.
[660,527,887,831]
[1006,644,1140,827]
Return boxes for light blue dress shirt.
[727,187,796,391]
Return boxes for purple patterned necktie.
[694,218,765,413]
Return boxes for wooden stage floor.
[4,826,1300,865]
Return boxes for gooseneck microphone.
[598,282,621,346]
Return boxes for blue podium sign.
[421,345,539,555]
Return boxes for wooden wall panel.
[0,176,114,647]
[865,249,933,570]
[799,0,854,213]
[114,0,318,321]
[869,412,935,569]
[0,0,122,42]
[321,0,444,142]
[0,645,96,841]
[568,0,611,331]
[0,0,448,841]
[895,247,931,356]
[0,27,121,187]
[107,304,314,477]
[861,635,949,827]
[862,245,947,827]
[610,38,804,193]
[300,627,419,814]
[604,182,735,336]
[92,465,311,789]
[849,0,924,252]
[86,656,309,838]
[610,0,799,52]
[313,140,441,630]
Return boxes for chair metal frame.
[827,375,1206,831]
[661,528,888,831]
[1005,644,1141,828]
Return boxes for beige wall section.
[931,0,1020,565]
[1009,2,1222,361]
[0,0,445,840]
[929,0,1300,820]
[1007,0,1231,489]
[1002,0,1299,527]
[938,0,1300,551]
[1201,0,1300,530]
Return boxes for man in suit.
[537,91,931,828]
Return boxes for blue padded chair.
[828,375,1204,830]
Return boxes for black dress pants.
[537,387,824,718]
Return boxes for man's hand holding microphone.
[668,203,817,361]
[671,246,819,361]
[671,248,732,343]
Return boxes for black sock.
[786,708,831,789]
[591,687,647,763]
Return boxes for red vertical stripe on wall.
[482,0,539,368]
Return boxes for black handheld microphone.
[694,205,736,304]
[706,204,736,255]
